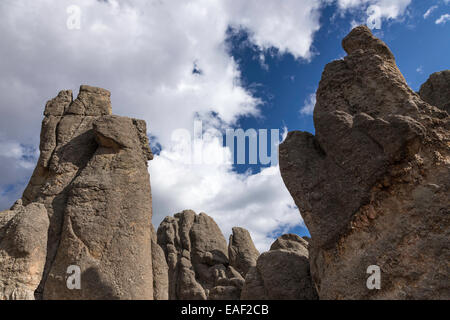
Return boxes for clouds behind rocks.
[0,0,413,250]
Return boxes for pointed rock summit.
[0,201,49,300]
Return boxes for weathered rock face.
[19,85,156,299]
[241,234,318,300]
[280,26,450,299]
[157,210,244,300]
[228,227,260,278]
[0,201,49,300]
[419,70,450,113]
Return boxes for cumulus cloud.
[300,93,317,116]
[436,13,450,24]
[149,134,302,251]
[0,0,324,145]
[0,0,324,250]
[226,0,322,60]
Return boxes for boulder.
[241,234,318,300]
[0,201,49,300]
[270,233,308,252]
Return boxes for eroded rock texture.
[18,85,156,299]
[228,227,260,278]
[157,210,245,300]
[0,201,49,300]
[419,70,450,113]
[241,234,318,300]
[280,26,449,299]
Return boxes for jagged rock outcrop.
[419,70,450,113]
[241,234,318,300]
[280,26,450,299]
[157,210,245,300]
[0,201,49,300]
[17,85,156,299]
[228,227,260,278]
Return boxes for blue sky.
[0,0,449,250]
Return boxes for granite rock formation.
[419,70,450,113]
[280,26,449,299]
[228,227,260,278]
[0,201,49,300]
[152,226,169,300]
[241,234,318,300]
[157,210,245,300]
[14,85,156,299]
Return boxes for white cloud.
[335,0,412,27]
[300,93,317,116]
[424,5,438,19]
[436,13,450,24]
[226,0,322,60]
[416,66,424,74]
[150,136,302,252]
[0,0,322,250]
